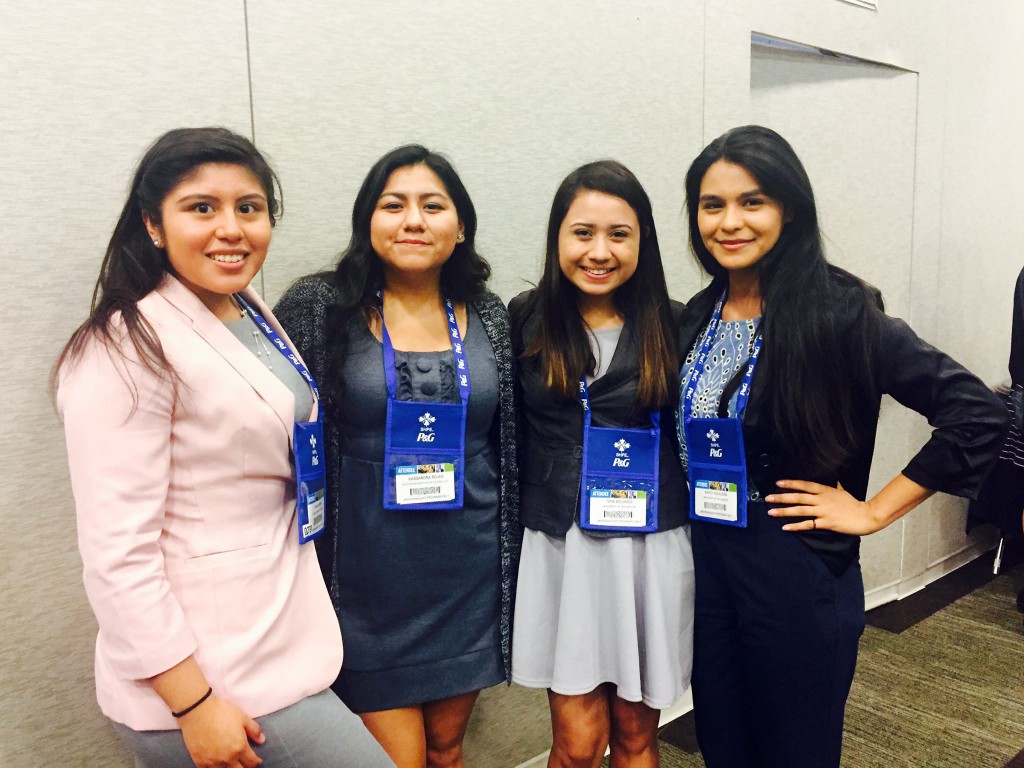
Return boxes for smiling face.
[369,164,464,282]
[696,160,785,279]
[557,190,640,312]
[145,162,271,319]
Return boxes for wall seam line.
[701,0,707,143]
[244,0,256,144]
[242,0,265,298]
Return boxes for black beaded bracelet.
[171,687,213,719]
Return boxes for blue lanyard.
[376,292,470,405]
[235,294,320,402]
[682,291,763,423]
[578,376,660,432]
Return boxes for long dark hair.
[526,160,677,409]
[54,127,281,391]
[684,125,879,473]
[323,144,491,406]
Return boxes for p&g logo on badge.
[613,438,631,468]
[706,428,722,458]
[309,434,320,466]
[417,412,437,442]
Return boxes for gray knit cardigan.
[274,274,521,681]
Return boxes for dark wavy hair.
[54,126,281,391]
[684,125,879,472]
[525,160,677,409]
[323,144,491,406]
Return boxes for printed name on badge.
[577,375,661,533]
[694,479,738,521]
[587,488,648,527]
[301,486,326,538]
[379,293,470,511]
[394,463,457,505]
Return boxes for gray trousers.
[113,689,394,767]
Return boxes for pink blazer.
[59,275,342,730]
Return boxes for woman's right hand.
[178,696,265,768]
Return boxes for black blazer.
[1010,265,1024,387]
[678,267,1009,575]
[510,289,688,538]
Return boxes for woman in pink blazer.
[56,127,393,768]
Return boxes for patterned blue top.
[677,317,759,470]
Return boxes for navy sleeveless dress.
[328,308,505,712]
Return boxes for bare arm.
[148,657,265,768]
[765,474,934,535]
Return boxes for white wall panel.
[749,46,917,309]
[244,0,706,306]
[704,0,1009,605]
[244,6,704,762]
[2,1,1022,765]
[938,1,1024,384]
[921,0,1024,594]
[749,44,918,594]
[704,1,950,338]
[0,2,251,765]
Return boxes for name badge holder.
[236,295,326,544]
[577,378,661,533]
[682,292,763,528]
[379,294,469,511]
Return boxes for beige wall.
[2,1,1022,765]
[244,0,705,302]
[1,4,252,766]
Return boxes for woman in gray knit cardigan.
[275,144,520,768]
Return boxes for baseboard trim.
[658,687,694,727]
[865,581,901,611]
[864,538,998,611]
[514,751,549,768]
[924,538,998,576]
[517,541,998,767]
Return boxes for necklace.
[232,294,274,370]
[251,326,274,370]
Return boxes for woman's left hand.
[765,479,885,536]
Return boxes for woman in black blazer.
[511,161,694,768]
[968,265,1024,596]
[677,125,1007,768]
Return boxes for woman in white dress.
[510,160,695,768]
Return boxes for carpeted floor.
[466,561,1024,767]
[650,563,1024,767]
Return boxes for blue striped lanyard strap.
[235,294,320,402]
[682,291,763,423]
[375,292,471,404]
